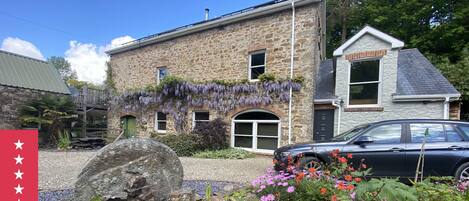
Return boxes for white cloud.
[65,36,134,84]
[1,37,44,60]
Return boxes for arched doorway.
[121,115,136,138]
[231,110,280,153]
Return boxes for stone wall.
[0,85,48,129]
[334,34,447,133]
[108,3,325,145]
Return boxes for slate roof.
[0,50,70,94]
[396,49,459,96]
[314,48,459,100]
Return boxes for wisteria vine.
[112,77,302,132]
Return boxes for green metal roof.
[0,50,70,94]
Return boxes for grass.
[193,148,255,159]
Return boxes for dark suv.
[274,119,469,181]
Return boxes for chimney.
[205,8,210,21]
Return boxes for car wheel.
[455,162,469,182]
[300,156,323,171]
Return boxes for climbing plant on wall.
[112,75,303,132]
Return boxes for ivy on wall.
[112,75,303,132]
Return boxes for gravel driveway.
[39,150,271,191]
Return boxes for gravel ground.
[39,150,97,191]
[39,180,244,201]
[180,156,272,183]
[39,150,271,191]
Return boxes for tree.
[20,95,77,143]
[67,79,103,90]
[431,47,469,119]
[326,0,360,58]
[104,61,116,90]
[47,56,77,81]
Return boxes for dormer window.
[249,51,266,81]
[156,67,168,84]
[348,59,381,106]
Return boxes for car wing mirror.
[354,136,373,145]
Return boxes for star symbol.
[14,154,24,165]
[14,184,24,194]
[14,139,24,150]
[14,169,24,180]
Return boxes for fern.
[355,179,417,201]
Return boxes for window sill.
[344,107,384,112]
[155,130,167,134]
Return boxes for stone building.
[0,50,71,129]
[106,1,460,153]
[107,0,326,153]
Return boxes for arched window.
[232,110,280,152]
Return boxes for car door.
[404,123,468,177]
[342,123,406,177]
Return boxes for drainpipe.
[444,97,450,119]
[288,0,296,145]
[331,98,342,136]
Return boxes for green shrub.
[152,133,200,156]
[57,130,71,150]
[191,118,228,150]
[258,73,277,82]
[193,148,255,159]
[415,178,466,201]
[355,179,417,201]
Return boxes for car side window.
[445,124,464,142]
[361,124,402,144]
[458,125,469,138]
[410,124,445,143]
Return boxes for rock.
[169,189,196,201]
[74,138,184,201]
[222,184,234,192]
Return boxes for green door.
[121,116,136,138]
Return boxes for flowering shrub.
[240,149,469,201]
[252,149,369,201]
[112,76,303,132]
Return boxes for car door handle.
[390,147,403,152]
[449,145,463,150]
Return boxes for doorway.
[313,109,334,142]
[121,115,136,138]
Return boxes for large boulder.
[74,138,184,201]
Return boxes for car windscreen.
[331,124,370,141]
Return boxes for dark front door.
[314,109,334,142]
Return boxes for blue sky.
[0,0,267,83]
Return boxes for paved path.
[39,150,272,191]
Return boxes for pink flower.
[287,186,295,193]
[260,194,275,201]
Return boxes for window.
[410,124,445,143]
[155,112,167,133]
[193,111,209,129]
[459,126,469,138]
[156,67,168,84]
[349,59,380,106]
[361,124,402,144]
[249,51,266,81]
[233,111,280,152]
[445,124,464,142]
